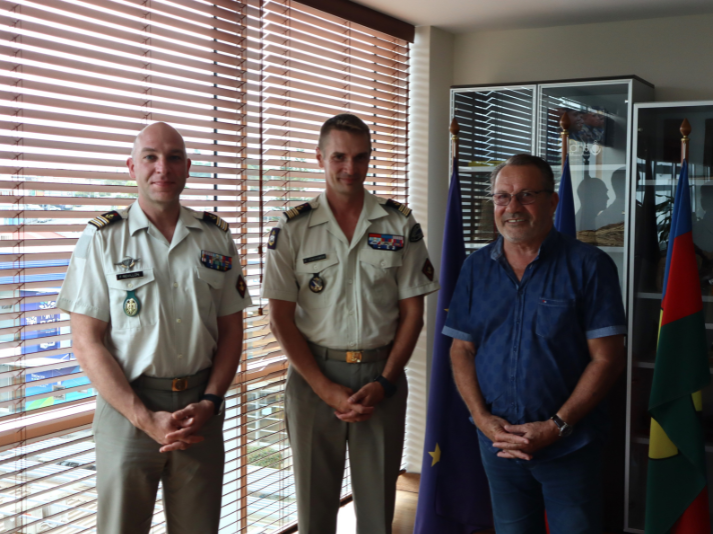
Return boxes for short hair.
[319,114,371,150]
[490,154,555,193]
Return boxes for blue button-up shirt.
[443,229,626,461]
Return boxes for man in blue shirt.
[444,154,626,534]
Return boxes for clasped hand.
[478,414,560,461]
[320,381,385,423]
[140,399,215,453]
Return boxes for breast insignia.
[202,212,229,232]
[385,199,412,218]
[284,202,313,221]
[88,210,123,230]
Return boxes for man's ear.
[316,146,324,169]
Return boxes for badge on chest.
[201,250,232,271]
[368,233,404,251]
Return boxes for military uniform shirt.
[57,202,252,381]
[262,191,440,349]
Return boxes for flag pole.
[560,112,570,166]
[450,117,460,161]
[681,118,691,163]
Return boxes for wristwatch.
[200,394,224,415]
[373,375,397,398]
[551,414,573,437]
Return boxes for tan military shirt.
[57,202,252,381]
[262,191,440,350]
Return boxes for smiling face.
[316,129,371,201]
[493,164,558,246]
[127,122,191,211]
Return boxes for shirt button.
[176,318,182,323]
[127,283,133,289]
[348,279,353,284]
[173,282,178,288]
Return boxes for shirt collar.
[490,226,560,262]
[128,202,202,235]
[309,190,388,228]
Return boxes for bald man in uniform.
[58,122,251,534]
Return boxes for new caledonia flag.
[645,160,711,533]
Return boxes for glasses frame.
[490,189,554,206]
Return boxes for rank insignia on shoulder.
[236,274,247,298]
[422,258,434,281]
[368,233,404,251]
[268,228,280,250]
[201,250,233,272]
[88,210,123,230]
[385,199,412,218]
[409,223,424,243]
[284,202,313,221]
[202,212,229,232]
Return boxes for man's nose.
[343,158,355,174]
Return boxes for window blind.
[0,0,411,532]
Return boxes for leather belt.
[133,367,211,392]
[308,342,391,364]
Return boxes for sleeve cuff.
[218,296,253,317]
[586,325,627,339]
[56,298,110,322]
[442,325,473,342]
[261,288,298,302]
[398,282,441,300]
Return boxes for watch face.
[560,424,573,437]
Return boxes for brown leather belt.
[133,367,211,392]
[308,342,391,364]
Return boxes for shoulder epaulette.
[284,202,313,221]
[202,212,229,232]
[88,210,123,230]
[385,199,412,218]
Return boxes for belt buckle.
[172,378,188,392]
[346,351,362,364]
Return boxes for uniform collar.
[128,202,202,236]
[309,190,388,228]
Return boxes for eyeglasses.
[490,190,553,206]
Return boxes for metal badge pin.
[309,274,324,293]
[123,290,141,317]
[115,257,140,271]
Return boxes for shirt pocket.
[105,269,157,330]
[535,297,575,339]
[359,248,402,305]
[295,255,340,309]
[195,266,226,316]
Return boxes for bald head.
[132,122,186,160]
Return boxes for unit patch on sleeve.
[201,250,233,272]
[409,223,424,243]
[268,228,280,250]
[368,233,404,251]
[236,274,247,298]
[422,258,434,281]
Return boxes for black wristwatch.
[373,375,397,398]
[551,414,573,437]
[201,394,224,415]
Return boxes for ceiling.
[353,0,713,33]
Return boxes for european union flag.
[413,158,492,534]
[554,155,576,237]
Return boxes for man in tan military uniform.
[263,114,440,534]
[57,122,251,534]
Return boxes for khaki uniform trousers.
[93,369,225,534]
[285,346,408,534]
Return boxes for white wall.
[453,12,713,102]
[405,25,454,474]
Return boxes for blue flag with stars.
[554,155,576,237]
[413,158,492,534]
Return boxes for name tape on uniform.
[303,254,327,264]
[117,271,144,280]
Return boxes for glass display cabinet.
[626,101,713,533]
[451,76,654,298]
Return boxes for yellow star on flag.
[429,443,441,466]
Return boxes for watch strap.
[373,375,397,398]
[201,393,223,415]
[550,414,573,437]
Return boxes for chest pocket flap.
[197,266,227,289]
[295,255,339,273]
[106,269,155,291]
[359,248,403,269]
